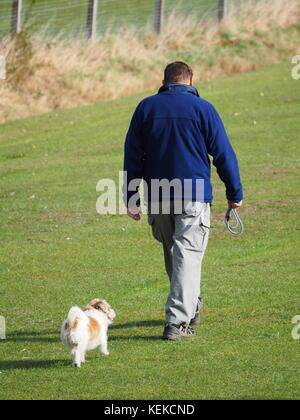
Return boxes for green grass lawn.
[0,62,300,400]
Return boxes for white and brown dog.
[61,299,116,367]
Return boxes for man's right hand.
[127,207,141,221]
[228,200,243,209]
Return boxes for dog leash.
[225,208,244,235]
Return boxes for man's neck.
[165,81,191,86]
[158,83,200,97]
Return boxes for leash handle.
[225,208,244,235]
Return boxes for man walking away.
[123,62,243,340]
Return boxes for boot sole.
[162,334,182,341]
[190,318,201,326]
[162,332,196,340]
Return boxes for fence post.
[218,0,228,21]
[11,0,22,35]
[0,316,6,340]
[154,0,165,34]
[87,0,98,41]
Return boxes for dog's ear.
[89,299,102,310]
[89,299,109,313]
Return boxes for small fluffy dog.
[61,299,116,367]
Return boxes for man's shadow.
[111,319,163,330]
[0,359,70,371]
[3,320,164,342]
[0,319,165,370]
[3,330,60,343]
[110,319,164,341]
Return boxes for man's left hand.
[228,200,243,209]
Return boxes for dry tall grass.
[0,0,299,123]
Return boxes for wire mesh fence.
[0,0,223,40]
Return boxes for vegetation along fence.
[0,0,231,41]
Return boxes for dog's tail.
[67,306,87,329]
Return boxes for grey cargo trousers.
[148,201,210,326]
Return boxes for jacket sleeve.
[123,103,145,208]
[205,104,243,202]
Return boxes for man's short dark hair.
[164,61,193,84]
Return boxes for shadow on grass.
[2,330,60,343]
[110,319,164,341]
[110,335,162,341]
[0,359,70,371]
[111,319,164,330]
[1,320,165,344]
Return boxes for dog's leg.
[99,332,109,356]
[71,345,82,368]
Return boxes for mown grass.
[0,62,300,400]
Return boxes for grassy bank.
[0,0,299,123]
[0,62,299,399]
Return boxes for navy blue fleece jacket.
[123,83,243,205]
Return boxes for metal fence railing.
[0,0,228,41]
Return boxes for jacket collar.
[158,83,200,97]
